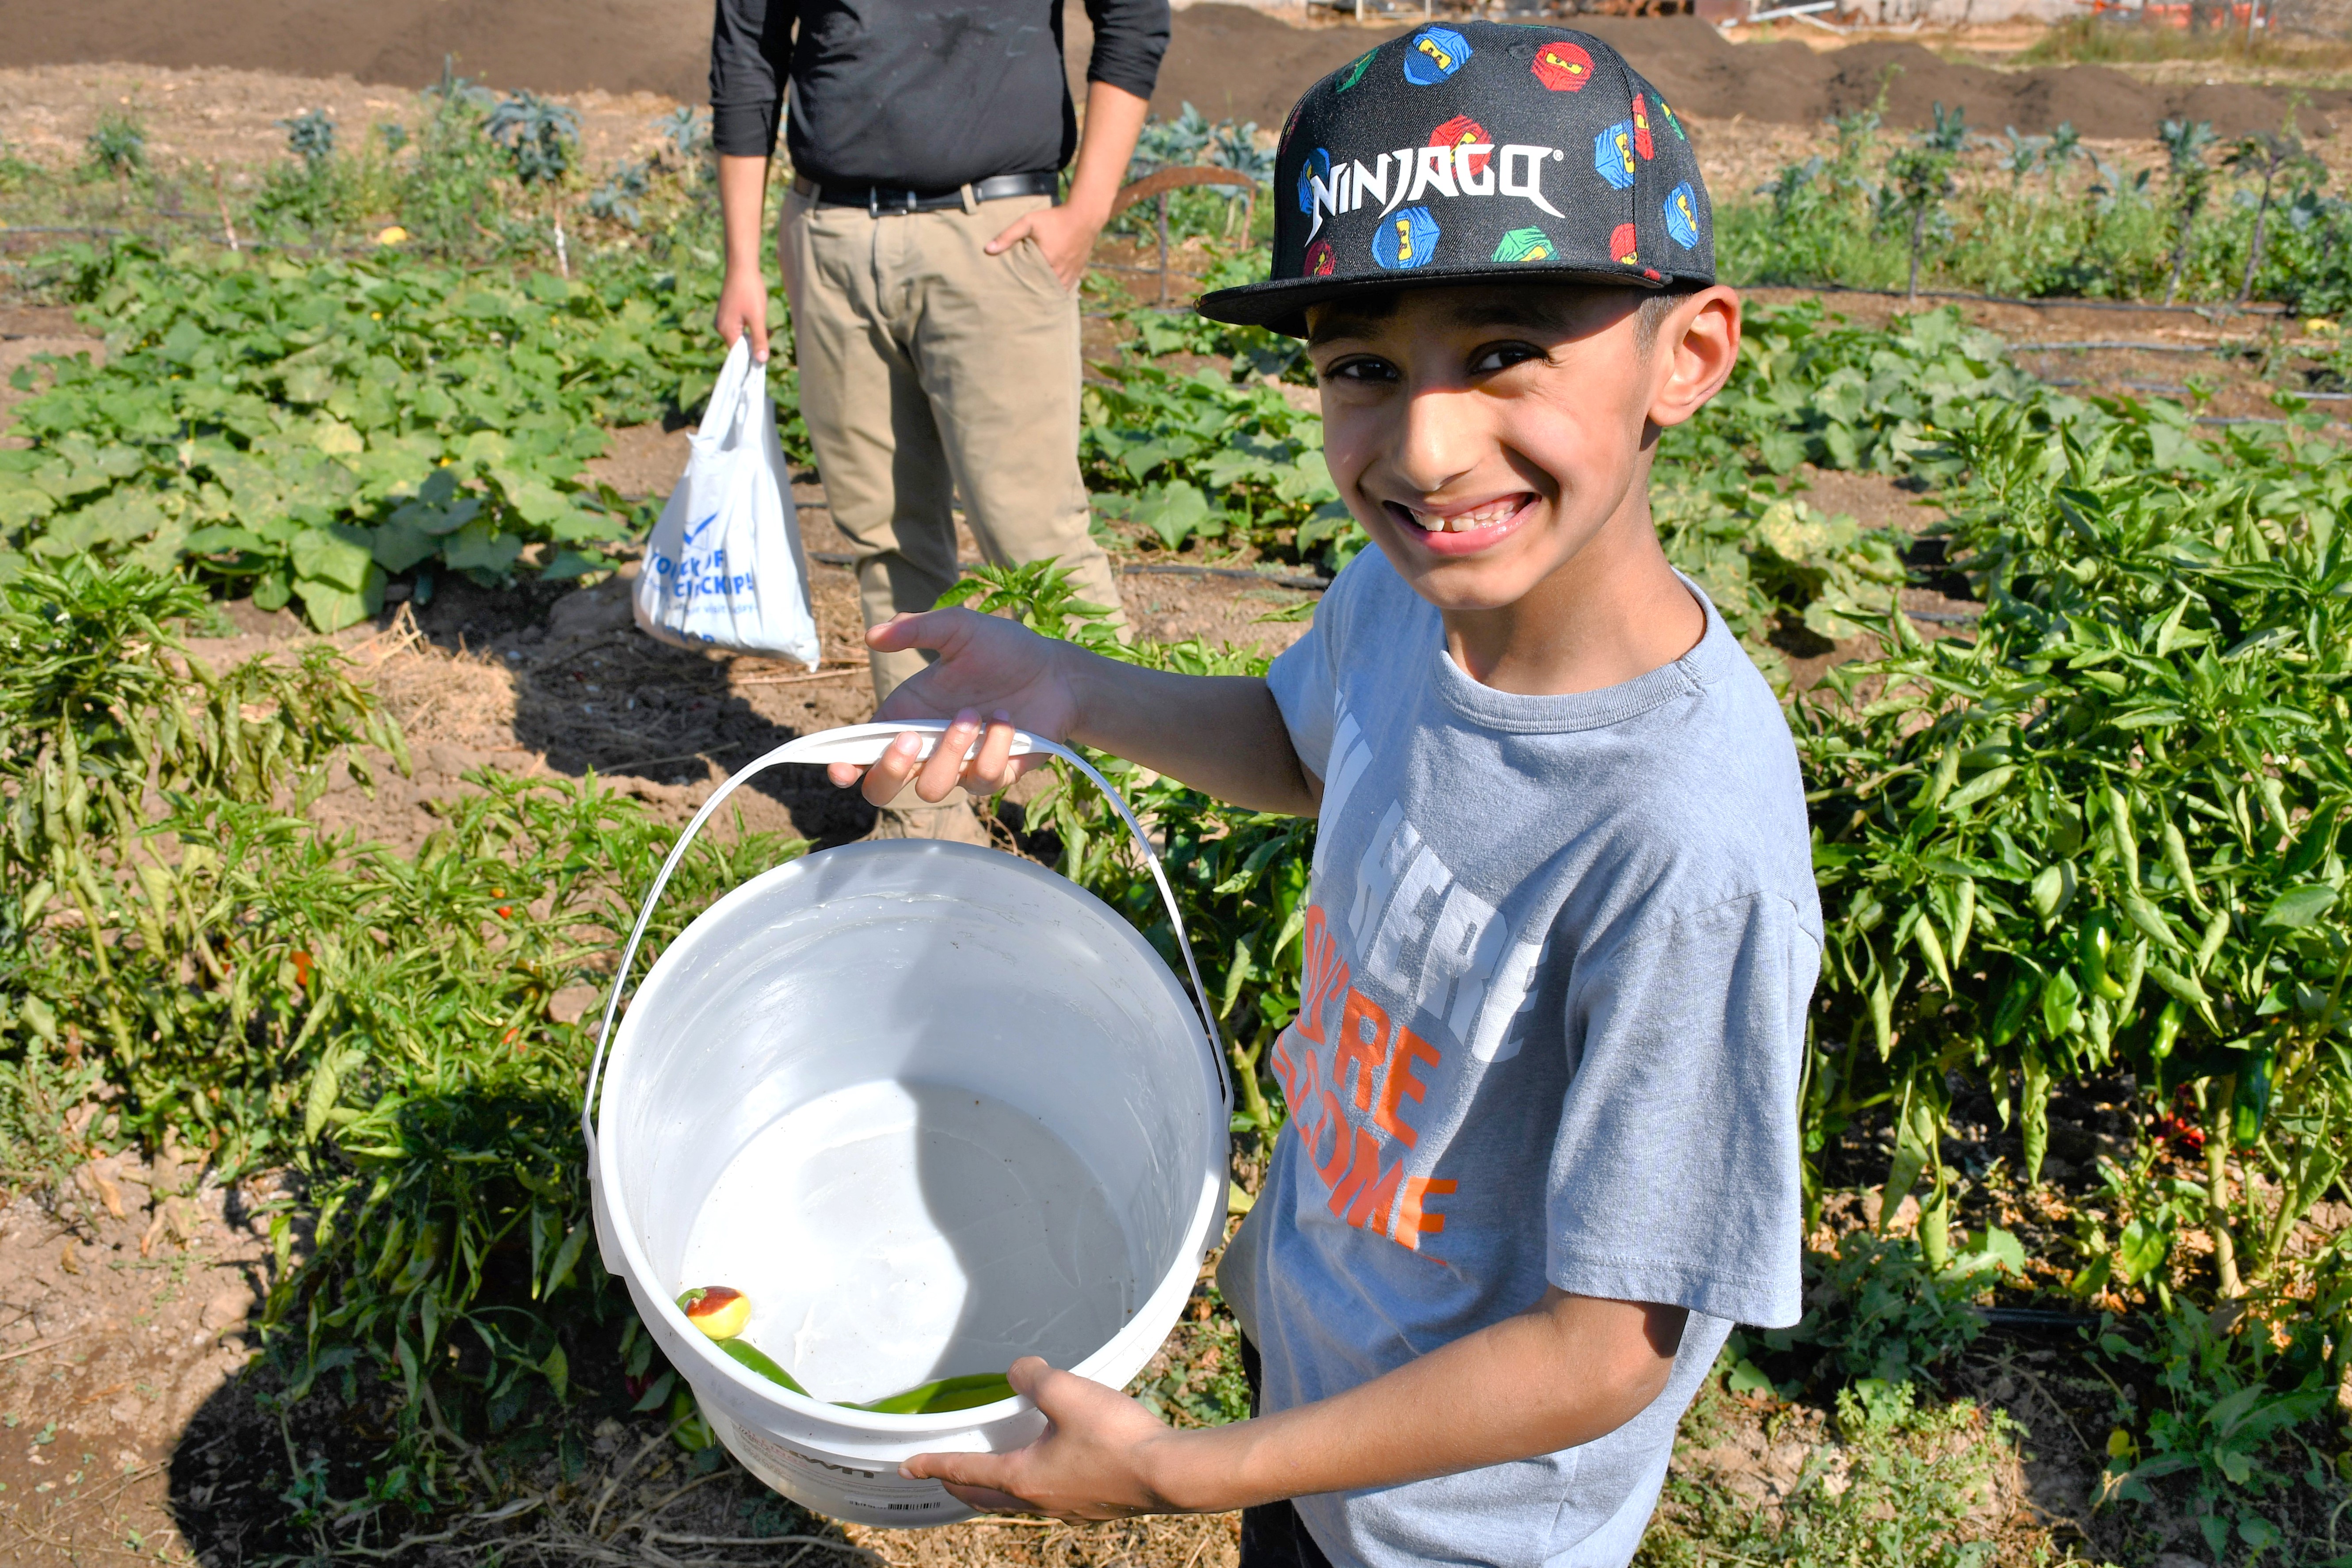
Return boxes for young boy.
[827,24,1818,1566]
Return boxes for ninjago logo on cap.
[1299,140,1570,246]
[1197,22,1715,333]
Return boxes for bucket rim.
[595,837,1231,1436]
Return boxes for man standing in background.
[709,0,1166,839]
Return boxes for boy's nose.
[1390,386,1487,497]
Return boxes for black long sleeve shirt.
[710,0,1170,190]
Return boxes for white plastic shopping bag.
[633,336,820,667]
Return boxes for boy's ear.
[1645,287,1742,433]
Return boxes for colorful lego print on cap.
[1431,115,1494,179]
[1404,26,1471,84]
[1373,206,1441,269]
[1296,148,1332,215]
[1531,39,1594,91]
[1665,181,1701,248]
[1195,22,1717,335]
[1593,121,1635,191]
[1492,226,1552,263]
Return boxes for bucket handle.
[581,721,1233,1163]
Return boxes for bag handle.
[580,721,1233,1162]
[697,335,765,447]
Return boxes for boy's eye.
[1468,341,1547,374]
[1319,355,1398,385]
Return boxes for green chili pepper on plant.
[2231,1050,2272,1147]
[1987,967,2034,1048]
[2078,910,2127,1002]
[2148,1000,2184,1062]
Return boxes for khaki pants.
[781,189,1125,705]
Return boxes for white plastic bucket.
[584,722,1230,1527]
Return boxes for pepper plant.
[1798,394,2352,1286]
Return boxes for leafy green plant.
[485,92,581,275]
[1797,391,2352,1278]
[1665,302,2033,481]
[2099,1301,2342,1560]
[1112,103,1272,246]
[1103,244,1308,385]
[256,775,806,1496]
[1758,1231,1996,1388]
[2222,130,2323,309]
[0,240,771,625]
[85,113,146,180]
[2160,118,2221,305]
[279,109,336,172]
[1083,362,1349,561]
[0,558,816,1493]
[1877,104,1969,300]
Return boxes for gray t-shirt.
[1217,551,1820,1568]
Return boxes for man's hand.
[985,202,1107,293]
[984,79,1151,292]
[902,1358,1178,1521]
[826,609,1079,803]
[714,267,770,362]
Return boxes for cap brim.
[1198,263,1704,340]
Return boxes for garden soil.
[4,0,2347,144]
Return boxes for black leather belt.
[797,169,1060,216]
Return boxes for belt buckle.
[868,187,919,217]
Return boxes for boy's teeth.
[1416,498,1520,532]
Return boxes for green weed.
[84,114,146,181]
[1641,1380,2029,1568]
[2098,1297,2347,1560]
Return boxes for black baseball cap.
[1197,23,1715,338]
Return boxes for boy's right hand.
[828,608,1080,805]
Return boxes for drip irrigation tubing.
[807,548,1331,592]
[1767,282,2290,317]
[2012,339,2266,353]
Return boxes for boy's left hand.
[900,1357,1181,1521]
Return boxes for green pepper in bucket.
[852,1373,1019,1415]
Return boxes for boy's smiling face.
[1307,283,1741,619]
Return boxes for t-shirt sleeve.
[1544,892,1817,1328]
[1263,575,1348,784]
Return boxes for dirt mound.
[1141,8,2342,139]
[2,0,2340,151]
[0,0,713,101]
